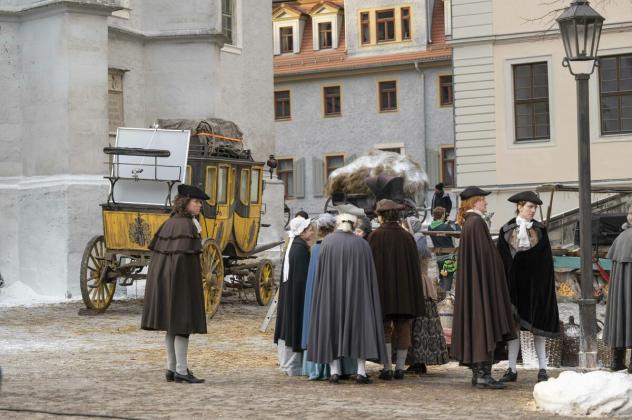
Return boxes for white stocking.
[534,335,548,370]
[174,335,189,375]
[357,359,367,377]
[507,338,520,373]
[395,349,407,371]
[165,333,176,372]
[330,359,341,376]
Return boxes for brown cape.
[368,222,425,319]
[141,214,207,335]
[450,212,514,364]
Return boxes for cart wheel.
[254,259,275,306]
[201,240,224,318]
[80,235,116,312]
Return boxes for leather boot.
[475,362,506,389]
[612,348,626,371]
[471,363,479,386]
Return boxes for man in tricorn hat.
[141,184,209,384]
[497,191,560,383]
[451,186,515,389]
[368,199,425,380]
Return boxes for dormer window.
[376,9,396,43]
[309,1,343,51]
[359,6,413,47]
[280,27,294,53]
[319,22,333,49]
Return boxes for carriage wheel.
[80,235,116,312]
[254,259,275,306]
[201,240,224,318]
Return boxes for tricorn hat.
[508,190,542,205]
[375,199,405,212]
[366,175,405,202]
[177,184,210,200]
[459,186,491,200]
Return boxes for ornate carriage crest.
[128,215,151,246]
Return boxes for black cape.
[141,214,207,335]
[307,231,388,365]
[274,236,310,352]
[497,219,560,337]
[450,212,515,365]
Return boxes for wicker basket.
[519,331,562,368]
[562,316,581,367]
[597,320,614,368]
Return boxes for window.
[401,7,411,40]
[379,81,397,112]
[277,158,294,198]
[376,9,395,43]
[325,155,345,179]
[323,86,341,116]
[599,54,632,134]
[218,166,229,204]
[513,62,550,141]
[239,169,250,205]
[318,22,333,49]
[440,147,456,188]
[222,0,233,45]
[250,169,261,203]
[439,75,454,106]
[205,166,217,205]
[274,90,291,120]
[108,69,124,134]
[280,27,293,53]
[360,12,370,44]
[379,147,401,154]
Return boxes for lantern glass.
[557,1,604,65]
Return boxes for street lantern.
[556,0,604,369]
[557,0,604,74]
[266,154,278,179]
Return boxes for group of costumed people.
[274,198,449,384]
[276,185,563,389]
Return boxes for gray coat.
[306,230,388,365]
[604,228,632,348]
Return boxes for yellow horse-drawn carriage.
[80,120,279,316]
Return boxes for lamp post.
[557,0,604,369]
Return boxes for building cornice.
[274,55,451,82]
[108,24,227,46]
[448,21,632,47]
[0,0,124,20]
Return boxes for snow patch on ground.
[0,281,66,307]
[534,370,632,417]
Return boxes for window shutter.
[345,154,357,165]
[312,157,324,197]
[293,157,305,198]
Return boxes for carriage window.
[185,165,192,184]
[218,166,228,204]
[250,169,261,203]
[240,169,250,205]
[205,166,217,205]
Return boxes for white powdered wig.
[336,213,358,232]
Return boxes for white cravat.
[192,218,202,234]
[515,216,533,248]
[282,234,295,283]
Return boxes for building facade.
[272,0,454,216]
[0,0,274,298]
[448,0,632,229]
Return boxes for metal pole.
[576,73,597,369]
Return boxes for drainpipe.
[414,61,430,206]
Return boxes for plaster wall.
[344,0,428,57]
[0,21,22,177]
[138,0,220,33]
[275,67,452,215]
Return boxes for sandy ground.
[0,296,570,419]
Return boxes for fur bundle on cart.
[325,150,429,217]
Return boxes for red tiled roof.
[273,0,451,77]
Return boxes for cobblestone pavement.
[0,297,572,419]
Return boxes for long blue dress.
[302,242,356,380]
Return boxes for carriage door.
[213,164,232,250]
[248,167,263,251]
[200,165,217,240]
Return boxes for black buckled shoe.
[174,370,205,384]
[499,368,517,382]
[393,369,405,380]
[378,369,393,380]
[475,362,506,389]
[166,370,175,382]
[339,374,351,380]
[329,374,340,384]
[355,374,372,384]
[537,369,549,382]
[612,348,626,371]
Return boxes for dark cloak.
[274,236,310,353]
[497,219,561,337]
[141,214,207,335]
[450,212,515,365]
[307,231,388,365]
[368,222,425,319]
[604,228,632,348]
